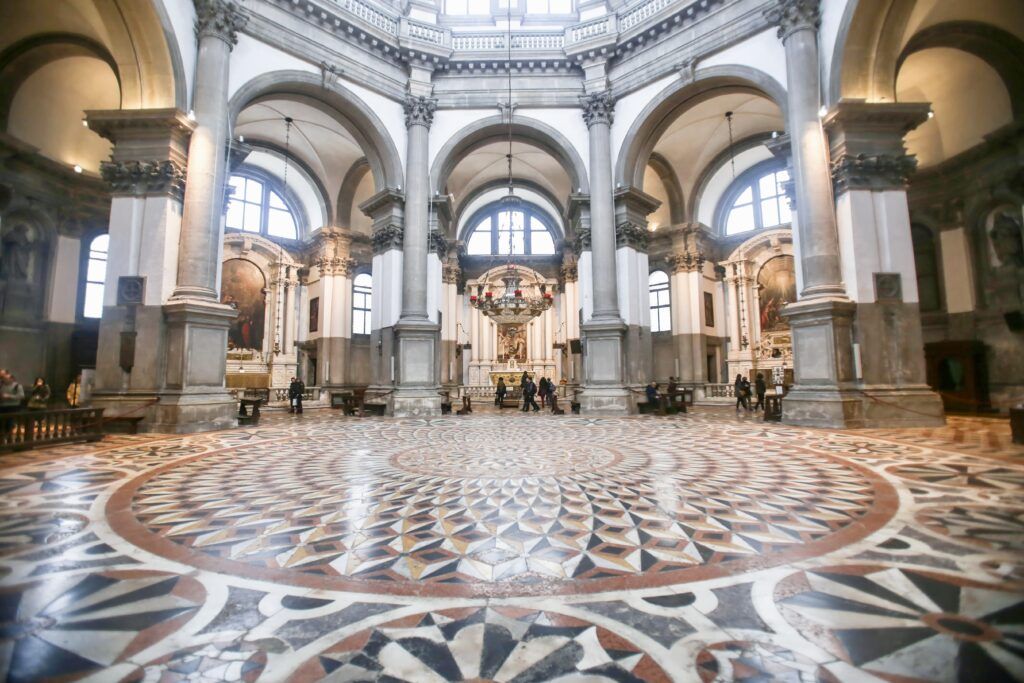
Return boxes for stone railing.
[567,15,613,44]
[451,32,564,51]
[402,17,450,47]
[705,383,735,399]
[619,0,674,30]
[331,0,399,34]
[272,387,321,403]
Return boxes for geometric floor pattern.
[0,408,1021,682]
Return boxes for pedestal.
[579,317,630,414]
[392,318,441,417]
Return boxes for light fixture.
[81,120,88,127]
[725,111,736,180]
[818,105,828,119]
[282,116,293,194]
[500,0,515,207]
[238,134,245,142]
[73,165,83,174]
[187,110,196,121]
[927,110,935,119]
[471,263,553,324]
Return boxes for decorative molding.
[580,91,614,128]
[194,0,248,48]
[615,221,649,252]
[831,153,918,193]
[573,227,592,253]
[442,261,461,284]
[100,160,187,200]
[666,250,706,273]
[874,272,903,303]
[762,0,820,42]
[560,263,579,283]
[403,95,437,129]
[429,230,448,258]
[372,224,404,254]
[316,256,358,276]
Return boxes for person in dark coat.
[734,374,745,412]
[288,376,305,414]
[522,378,540,412]
[496,378,507,406]
[538,377,549,408]
[740,376,753,412]
[645,382,659,404]
[754,372,767,411]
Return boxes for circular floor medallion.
[390,442,622,478]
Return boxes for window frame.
[224,168,306,242]
[649,269,672,333]
[462,200,560,257]
[351,271,372,336]
[715,161,793,237]
[79,232,109,321]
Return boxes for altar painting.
[221,258,266,351]
[758,255,796,332]
[498,324,527,362]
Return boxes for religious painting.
[498,324,527,362]
[221,258,265,351]
[757,255,796,332]
[309,297,319,333]
[704,291,715,327]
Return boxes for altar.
[489,370,532,386]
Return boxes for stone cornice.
[762,0,820,42]
[831,153,918,194]
[359,187,405,216]
[615,221,649,252]
[580,91,614,127]
[100,160,187,200]
[404,95,437,128]
[372,224,405,253]
[195,0,249,47]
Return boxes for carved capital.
[580,91,614,128]
[560,263,578,283]
[372,224,404,254]
[429,230,448,259]
[194,0,247,47]
[831,153,917,193]
[763,0,820,42]
[403,95,437,129]
[666,251,706,274]
[573,227,592,253]
[442,261,461,284]
[615,221,649,252]
[100,160,186,200]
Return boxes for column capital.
[194,0,248,48]
[763,0,820,42]
[667,251,706,274]
[560,263,579,284]
[100,160,187,200]
[580,91,615,128]
[615,221,649,252]
[372,224,405,254]
[573,227,592,253]
[831,153,917,193]
[316,256,358,276]
[403,95,437,129]
[429,229,448,258]
[442,261,461,284]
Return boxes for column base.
[577,387,631,415]
[782,385,945,429]
[392,390,442,417]
[392,317,441,417]
[91,391,237,433]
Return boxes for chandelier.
[470,264,553,325]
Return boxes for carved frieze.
[100,160,187,200]
[580,91,614,128]
[831,153,917,193]
[763,0,820,41]
[194,0,248,47]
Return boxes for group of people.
[645,376,683,404]
[0,369,79,413]
[495,372,559,412]
[734,373,767,412]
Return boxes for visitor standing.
[522,378,539,412]
[740,376,753,412]
[66,373,81,407]
[496,377,507,406]
[734,374,745,412]
[288,376,305,414]
[27,377,50,410]
[754,372,767,411]
[520,371,529,390]
[538,377,549,408]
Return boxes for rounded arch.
[646,152,685,225]
[239,139,333,229]
[455,178,566,240]
[336,157,371,228]
[430,114,590,197]
[227,71,404,192]
[615,65,788,191]
[459,198,562,256]
[690,132,775,226]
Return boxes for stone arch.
[238,139,333,230]
[228,71,404,192]
[688,132,775,226]
[336,158,371,228]
[646,152,685,225]
[614,65,788,191]
[430,114,590,197]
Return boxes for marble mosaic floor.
[0,409,1022,682]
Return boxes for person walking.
[538,377,549,408]
[754,372,767,412]
[740,376,753,412]
[734,374,745,413]
[288,376,305,414]
[495,377,507,407]
[66,373,82,407]
[27,377,50,410]
[522,377,540,412]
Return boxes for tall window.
[465,203,557,256]
[82,234,108,318]
[723,167,792,236]
[649,270,671,332]
[912,225,942,312]
[352,273,372,335]
[226,174,298,239]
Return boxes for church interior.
[0,0,1022,680]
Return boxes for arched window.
[82,234,108,319]
[649,270,671,332]
[352,273,372,335]
[226,174,298,239]
[911,224,942,312]
[465,202,557,256]
[722,167,792,236]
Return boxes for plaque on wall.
[116,276,145,306]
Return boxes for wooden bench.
[549,394,565,415]
[0,408,105,452]
[237,397,263,426]
[764,395,783,422]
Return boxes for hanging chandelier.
[470,264,553,325]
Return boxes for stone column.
[362,189,405,390]
[579,92,629,413]
[392,95,441,415]
[765,0,861,427]
[825,100,944,425]
[614,187,660,388]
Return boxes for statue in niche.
[499,324,527,363]
[0,224,33,281]
[989,211,1024,269]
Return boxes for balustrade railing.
[568,16,611,43]
[272,387,320,403]
[705,383,735,399]
[331,0,399,33]
[0,408,105,452]
[403,18,449,46]
[451,32,564,51]
[619,0,673,30]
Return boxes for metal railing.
[0,408,105,452]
